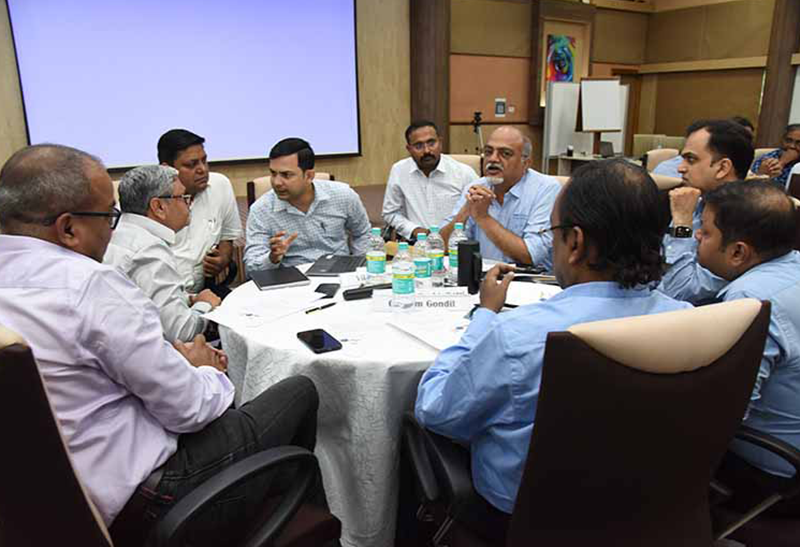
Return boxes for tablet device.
[250,266,310,291]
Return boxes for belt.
[109,465,166,546]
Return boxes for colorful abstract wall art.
[546,34,576,82]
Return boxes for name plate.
[371,287,475,312]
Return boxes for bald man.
[439,126,561,270]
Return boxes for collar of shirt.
[0,233,91,262]
[718,251,800,299]
[410,156,448,178]
[272,180,331,215]
[118,213,176,245]
[548,280,655,302]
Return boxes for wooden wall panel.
[592,9,648,65]
[702,0,773,59]
[0,0,27,167]
[412,0,450,151]
[637,74,659,134]
[450,55,530,123]
[451,0,532,57]
[654,68,764,136]
[0,0,411,191]
[646,7,705,63]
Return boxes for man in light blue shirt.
[244,138,371,274]
[439,126,561,270]
[652,154,682,178]
[659,119,754,303]
[695,180,800,516]
[416,159,690,539]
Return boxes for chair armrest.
[715,427,800,540]
[417,422,489,522]
[734,426,800,499]
[402,412,440,504]
[150,446,318,547]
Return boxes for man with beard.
[382,120,478,240]
[439,126,561,270]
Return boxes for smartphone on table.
[297,329,343,354]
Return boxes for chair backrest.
[754,147,778,161]
[0,325,113,546]
[506,299,771,547]
[450,154,482,177]
[645,148,680,172]
[246,172,333,208]
[352,184,386,227]
[112,179,120,205]
[553,176,569,186]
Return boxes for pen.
[305,302,337,314]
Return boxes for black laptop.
[306,254,367,277]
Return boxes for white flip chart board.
[580,79,622,132]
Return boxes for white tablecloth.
[215,274,560,547]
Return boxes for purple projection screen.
[6,0,360,167]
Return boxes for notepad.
[250,266,311,291]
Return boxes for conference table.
[211,268,559,547]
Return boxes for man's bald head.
[484,126,533,186]
[0,144,103,234]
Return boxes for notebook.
[305,254,367,277]
[250,266,311,291]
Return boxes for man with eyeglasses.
[382,120,478,240]
[104,165,221,343]
[658,119,754,303]
[752,124,800,187]
[0,144,326,545]
[439,126,561,270]
[415,160,690,543]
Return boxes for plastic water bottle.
[427,226,446,288]
[447,222,467,285]
[413,233,432,291]
[392,242,415,310]
[366,227,386,283]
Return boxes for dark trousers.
[716,450,800,518]
[129,375,323,546]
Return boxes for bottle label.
[366,253,386,274]
[428,251,444,271]
[392,272,415,295]
[414,257,431,278]
[448,249,458,269]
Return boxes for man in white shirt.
[158,129,243,296]
[382,120,478,240]
[104,165,220,343]
[0,144,324,546]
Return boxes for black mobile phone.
[297,329,343,354]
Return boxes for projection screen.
[6,0,360,168]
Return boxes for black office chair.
[0,324,341,547]
[403,299,770,546]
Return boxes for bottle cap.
[430,226,440,233]
[371,227,381,235]
[398,242,409,250]
[417,233,427,241]
[454,222,464,230]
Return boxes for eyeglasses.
[783,136,800,148]
[535,224,575,236]
[157,194,193,206]
[410,138,438,152]
[24,206,123,230]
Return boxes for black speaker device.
[457,240,482,295]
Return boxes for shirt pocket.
[508,212,529,235]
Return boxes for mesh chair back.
[506,301,770,547]
[0,333,112,546]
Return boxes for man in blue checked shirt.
[439,126,561,271]
[415,159,690,543]
[695,180,800,517]
[244,138,371,275]
[751,124,800,187]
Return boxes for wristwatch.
[669,226,693,238]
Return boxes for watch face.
[671,226,693,238]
